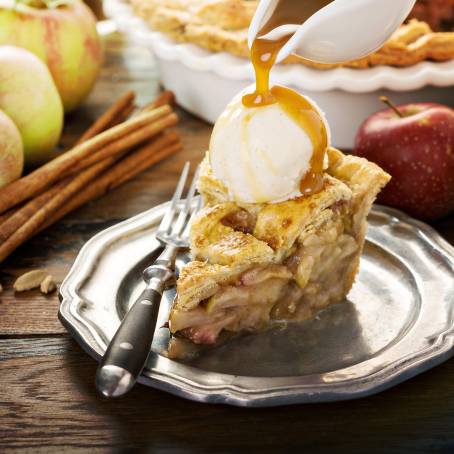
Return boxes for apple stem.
[380,96,404,118]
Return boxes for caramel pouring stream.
[243,0,331,195]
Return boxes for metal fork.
[95,162,201,398]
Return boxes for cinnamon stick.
[74,90,174,146]
[0,137,181,263]
[43,132,181,230]
[75,91,135,145]
[110,102,136,126]
[0,148,130,263]
[142,90,176,112]
[67,111,177,175]
[0,105,172,215]
[0,207,15,227]
[0,180,66,243]
[108,134,181,189]
[0,130,138,242]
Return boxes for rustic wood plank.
[1,337,454,451]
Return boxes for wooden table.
[1,30,454,453]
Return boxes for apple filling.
[170,211,360,348]
[171,267,292,344]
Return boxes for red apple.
[353,100,454,221]
[0,0,103,112]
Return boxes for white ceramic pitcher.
[248,0,417,64]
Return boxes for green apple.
[0,109,23,188]
[0,45,63,167]
[0,0,103,112]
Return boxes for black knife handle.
[95,287,162,397]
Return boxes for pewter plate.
[59,203,454,407]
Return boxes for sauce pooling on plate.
[242,0,333,195]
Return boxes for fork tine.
[158,162,190,235]
[171,164,201,236]
[184,164,201,210]
[181,195,203,240]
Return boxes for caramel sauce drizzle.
[242,0,332,196]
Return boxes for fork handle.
[95,286,162,398]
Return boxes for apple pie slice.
[167,148,390,357]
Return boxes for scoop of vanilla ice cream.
[209,89,330,204]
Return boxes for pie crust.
[130,0,454,68]
[168,149,390,357]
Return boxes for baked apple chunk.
[168,148,390,357]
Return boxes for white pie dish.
[104,0,454,149]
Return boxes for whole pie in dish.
[168,149,390,357]
[131,0,454,68]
